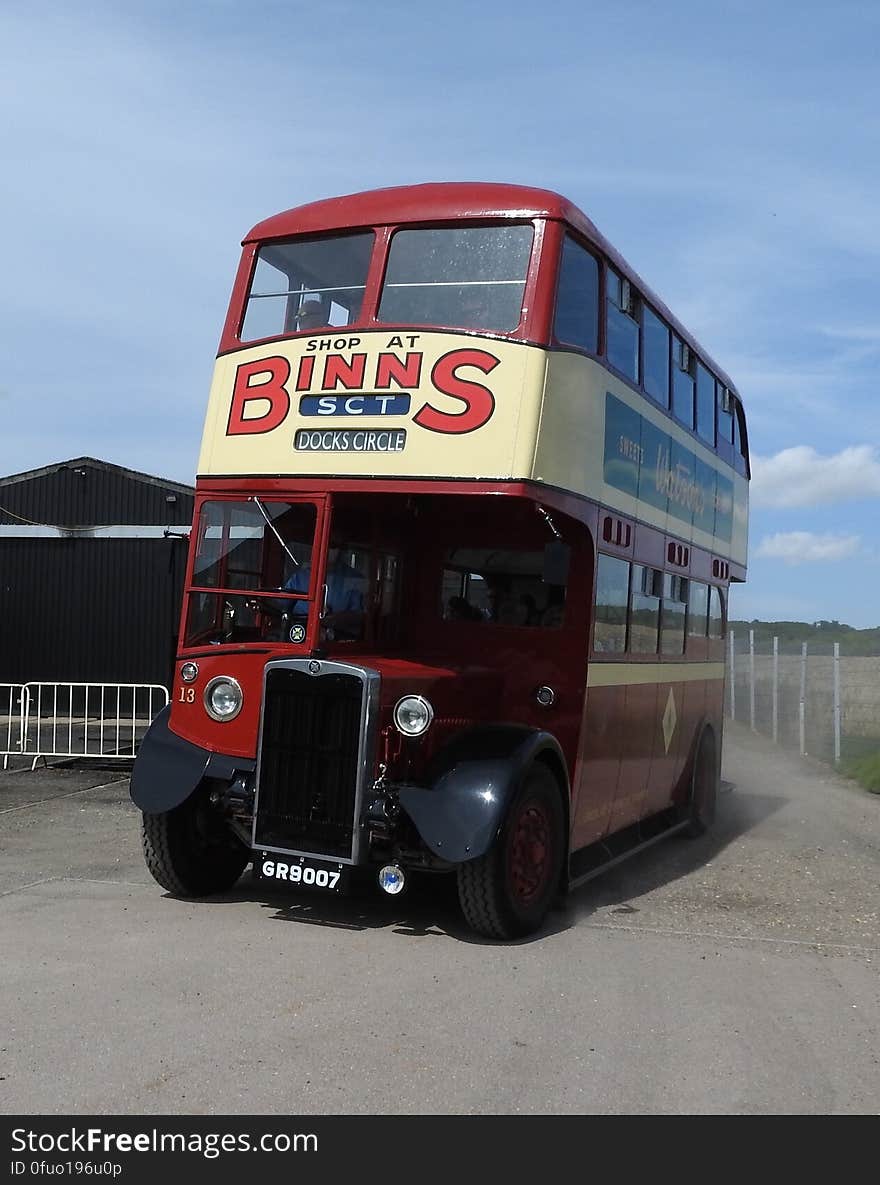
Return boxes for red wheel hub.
[507,799,552,905]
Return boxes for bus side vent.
[602,515,632,549]
[711,558,730,580]
[666,542,690,568]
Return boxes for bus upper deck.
[198,182,748,575]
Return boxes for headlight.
[393,694,434,737]
[204,676,243,722]
[180,662,199,683]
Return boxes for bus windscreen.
[240,232,374,341]
[185,500,318,646]
[377,224,533,332]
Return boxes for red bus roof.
[243,182,592,243]
[242,182,741,399]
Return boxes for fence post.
[799,642,807,757]
[772,635,778,744]
[833,642,841,765]
[749,628,756,732]
[728,629,736,719]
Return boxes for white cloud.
[755,531,860,565]
[751,445,880,508]
[818,324,880,346]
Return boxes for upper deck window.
[642,305,670,407]
[696,362,716,444]
[606,268,640,382]
[240,232,373,342]
[377,224,533,333]
[717,384,734,444]
[554,236,599,352]
[672,336,695,428]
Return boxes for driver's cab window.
[185,500,318,646]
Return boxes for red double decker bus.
[131,183,749,939]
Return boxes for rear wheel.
[457,763,565,940]
[142,787,248,896]
[684,728,718,838]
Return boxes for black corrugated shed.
[0,457,194,688]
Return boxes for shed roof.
[0,457,195,529]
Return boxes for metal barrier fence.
[0,684,29,769]
[1,682,168,769]
[726,629,880,768]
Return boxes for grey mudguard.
[397,726,568,864]
[129,706,255,814]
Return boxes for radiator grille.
[254,666,365,859]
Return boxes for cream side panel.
[197,331,544,481]
[587,661,726,687]
[533,350,613,503]
[732,471,749,569]
[533,352,748,567]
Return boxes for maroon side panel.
[570,682,624,850]
[607,680,657,833]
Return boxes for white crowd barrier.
[1,682,169,769]
[0,684,29,769]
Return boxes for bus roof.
[244,182,590,242]
[243,182,741,400]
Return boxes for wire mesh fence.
[726,629,880,770]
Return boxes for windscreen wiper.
[250,497,299,569]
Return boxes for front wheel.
[142,787,249,896]
[457,763,565,940]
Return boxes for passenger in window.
[485,578,514,625]
[519,593,539,626]
[455,287,484,328]
[498,595,532,626]
[448,596,483,622]
[485,575,521,624]
[296,295,331,333]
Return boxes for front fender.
[130,706,255,813]
[397,726,568,864]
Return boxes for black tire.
[457,763,565,940]
[683,728,718,838]
[141,788,249,896]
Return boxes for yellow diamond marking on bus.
[662,687,677,754]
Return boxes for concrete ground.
[1,723,877,1114]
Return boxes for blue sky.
[2,0,879,624]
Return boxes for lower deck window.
[660,574,687,655]
[709,585,725,639]
[441,547,566,628]
[629,564,661,654]
[594,553,629,651]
